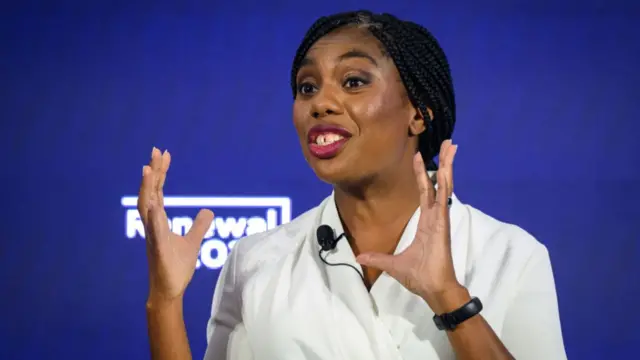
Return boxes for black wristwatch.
[432,297,483,331]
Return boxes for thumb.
[356,252,399,275]
[185,209,214,245]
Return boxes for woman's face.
[293,26,425,186]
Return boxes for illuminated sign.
[121,196,292,270]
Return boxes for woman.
[140,10,566,360]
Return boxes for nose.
[310,88,343,119]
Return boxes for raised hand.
[356,140,468,313]
[138,147,214,305]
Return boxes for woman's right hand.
[138,147,214,305]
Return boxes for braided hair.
[290,10,455,170]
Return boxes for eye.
[297,82,317,95]
[343,76,369,89]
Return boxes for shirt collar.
[315,187,467,284]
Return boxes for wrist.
[146,293,183,313]
[424,285,471,315]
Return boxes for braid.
[290,10,456,170]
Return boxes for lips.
[307,124,352,159]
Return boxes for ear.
[408,107,433,136]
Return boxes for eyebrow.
[299,49,379,69]
[337,49,378,66]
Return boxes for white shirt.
[203,192,566,360]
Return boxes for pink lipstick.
[307,124,352,159]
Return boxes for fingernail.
[151,147,157,158]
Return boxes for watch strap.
[432,296,483,331]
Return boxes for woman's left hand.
[356,140,469,314]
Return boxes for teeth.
[316,133,344,145]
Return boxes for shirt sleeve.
[501,244,567,360]
[203,246,252,360]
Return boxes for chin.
[309,158,346,185]
[308,157,348,185]
[307,156,371,187]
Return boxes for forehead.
[305,26,386,59]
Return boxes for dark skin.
[293,26,514,360]
[140,26,513,360]
[293,27,427,288]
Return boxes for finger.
[435,162,450,210]
[413,152,435,209]
[158,150,171,188]
[440,139,451,158]
[438,140,450,168]
[438,140,452,179]
[449,143,458,165]
[185,209,215,246]
[439,142,457,197]
[447,144,458,196]
[356,252,401,276]
[137,163,155,225]
[145,148,167,210]
[150,147,162,172]
[156,150,171,204]
[149,147,163,194]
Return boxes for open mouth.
[307,125,352,159]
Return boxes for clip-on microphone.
[316,225,365,282]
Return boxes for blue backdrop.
[1,1,639,359]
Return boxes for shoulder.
[463,203,547,262]
[454,204,566,357]
[457,202,553,293]
[204,203,324,359]
[225,202,321,284]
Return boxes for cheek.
[292,102,308,136]
[347,91,406,136]
[349,100,383,121]
[346,92,386,133]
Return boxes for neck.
[333,164,421,244]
